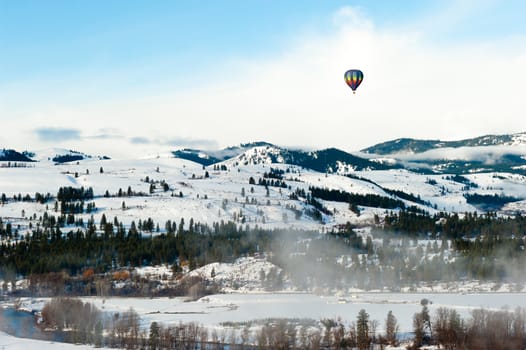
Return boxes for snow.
[2,144,526,346]
[188,256,282,292]
[134,265,173,279]
[3,145,526,238]
[29,148,90,163]
[0,331,107,350]
[8,291,525,336]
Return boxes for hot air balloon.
[344,69,363,94]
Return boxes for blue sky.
[0,1,426,90]
[1,1,526,156]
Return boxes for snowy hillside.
[28,148,108,163]
[359,132,526,174]
[174,143,395,173]
[188,256,284,292]
[3,137,526,238]
[0,149,33,162]
[362,132,526,155]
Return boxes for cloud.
[127,135,219,149]
[87,130,127,140]
[130,137,152,144]
[35,127,81,142]
[396,145,526,165]
[10,4,526,157]
[164,137,219,150]
[142,5,525,151]
[332,6,373,30]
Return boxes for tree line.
[36,297,526,349]
[1,210,525,294]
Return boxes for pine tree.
[149,321,160,350]
[100,214,107,230]
[356,309,370,350]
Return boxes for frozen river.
[72,292,526,332]
[3,292,524,349]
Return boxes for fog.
[265,224,526,294]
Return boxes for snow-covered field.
[0,331,109,350]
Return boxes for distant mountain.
[172,142,274,166]
[173,143,399,172]
[0,149,34,162]
[270,147,397,172]
[362,132,526,155]
[359,132,526,175]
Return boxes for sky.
[1,0,526,158]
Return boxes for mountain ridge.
[4,132,526,175]
[361,132,526,155]
[174,143,398,173]
[171,132,526,175]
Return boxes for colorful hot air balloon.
[344,69,363,94]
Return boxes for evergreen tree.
[100,214,107,230]
[149,321,160,350]
[356,309,370,350]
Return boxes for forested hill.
[361,133,525,155]
[0,149,33,162]
[174,144,398,172]
[171,132,526,175]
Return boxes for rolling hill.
[1,132,526,237]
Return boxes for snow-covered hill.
[173,133,526,175]
[28,148,109,163]
[362,132,526,155]
[189,256,284,292]
[359,132,526,174]
[0,149,33,162]
[174,143,395,173]
[2,133,526,237]
[0,152,452,235]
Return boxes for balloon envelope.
[344,69,364,93]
